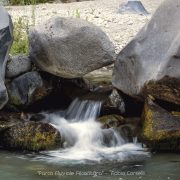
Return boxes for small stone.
[7,71,53,107]
[6,55,32,78]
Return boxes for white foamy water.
[36,98,150,164]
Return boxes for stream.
[0,151,179,180]
[0,99,179,180]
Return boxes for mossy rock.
[0,112,23,132]
[143,77,180,105]
[97,114,125,128]
[171,111,180,116]
[141,97,180,151]
[1,121,61,151]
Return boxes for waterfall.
[39,98,149,164]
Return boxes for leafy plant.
[10,17,29,55]
[75,9,80,18]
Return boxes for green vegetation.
[8,0,53,5]
[10,3,37,55]
[75,9,81,18]
[10,17,29,55]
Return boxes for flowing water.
[0,98,179,180]
[36,98,149,164]
[0,151,179,180]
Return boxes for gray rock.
[102,89,125,114]
[7,71,53,107]
[112,0,180,104]
[29,17,115,78]
[83,65,113,87]
[108,89,125,113]
[0,6,13,109]
[6,55,32,78]
[119,1,149,15]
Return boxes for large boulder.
[29,17,115,78]
[6,55,32,79]
[0,6,13,109]
[1,121,61,151]
[112,0,180,105]
[7,71,53,107]
[142,97,180,151]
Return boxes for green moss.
[2,122,61,151]
[142,101,154,140]
[142,99,180,141]
[98,115,123,123]
[172,111,180,116]
[9,95,21,106]
[97,115,125,128]
[10,17,29,55]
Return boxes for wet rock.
[0,6,13,109]
[6,55,32,78]
[60,77,113,102]
[7,71,53,107]
[102,89,125,115]
[98,115,140,142]
[60,78,91,100]
[0,112,23,132]
[120,117,141,142]
[172,111,180,117]
[1,121,61,151]
[29,113,46,122]
[112,0,180,105]
[142,97,180,151]
[29,17,115,78]
[143,77,180,105]
[97,114,125,129]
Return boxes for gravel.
[6,0,164,54]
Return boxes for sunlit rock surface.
[113,0,180,104]
[6,55,32,79]
[29,17,115,78]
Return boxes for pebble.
[7,0,164,53]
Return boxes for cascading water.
[36,98,149,164]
